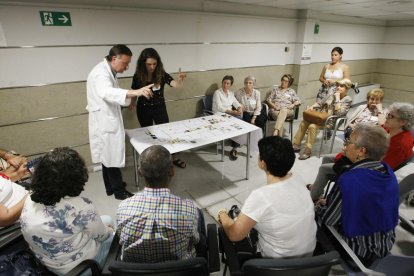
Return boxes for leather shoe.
[106,182,127,196]
[114,190,134,200]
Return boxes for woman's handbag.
[303,109,330,125]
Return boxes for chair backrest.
[202,95,213,115]
[109,257,209,276]
[241,251,341,276]
[398,173,414,204]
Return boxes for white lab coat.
[86,59,131,167]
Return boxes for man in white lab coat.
[87,44,153,200]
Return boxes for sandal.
[229,149,238,161]
[173,158,186,168]
[292,144,301,153]
[299,147,312,160]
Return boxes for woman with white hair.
[382,102,414,169]
[236,75,267,130]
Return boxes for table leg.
[246,132,250,180]
[221,140,225,162]
[133,149,139,188]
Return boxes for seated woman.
[212,75,243,160]
[316,123,399,266]
[0,148,29,227]
[266,74,301,137]
[344,88,385,139]
[382,102,414,169]
[309,102,414,201]
[217,136,316,259]
[20,147,114,275]
[236,75,267,131]
[293,78,353,160]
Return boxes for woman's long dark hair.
[135,48,165,85]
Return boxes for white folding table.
[125,113,261,188]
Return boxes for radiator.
[348,83,380,106]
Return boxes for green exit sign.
[40,11,72,26]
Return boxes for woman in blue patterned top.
[20,147,114,275]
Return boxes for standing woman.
[129,48,187,168]
[318,47,350,99]
[236,75,267,130]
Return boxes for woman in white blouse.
[213,75,243,160]
[236,75,267,130]
[21,147,114,275]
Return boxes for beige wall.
[1,59,412,166]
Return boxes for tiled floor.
[81,119,414,275]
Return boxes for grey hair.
[138,145,172,187]
[388,102,414,131]
[353,123,390,161]
[244,75,256,84]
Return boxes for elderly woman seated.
[266,74,301,137]
[236,75,267,131]
[344,88,385,139]
[0,148,28,227]
[20,147,114,275]
[316,123,399,267]
[293,78,353,160]
[309,102,414,201]
[217,136,316,259]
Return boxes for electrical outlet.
[284,46,289,52]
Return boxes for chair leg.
[329,128,337,153]
[318,128,326,158]
[289,121,293,141]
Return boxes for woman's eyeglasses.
[343,138,357,147]
[386,113,399,120]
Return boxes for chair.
[0,222,100,276]
[102,224,220,276]
[324,224,414,276]
[218,227,340,276]
[398,173,414,234]
[263,103,300,140]
[318,115,348,157]
[202,95,214,116]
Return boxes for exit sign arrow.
[40,11,72,26]
[58,14,69,24]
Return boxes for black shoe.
[107,182,127,196]
[114,190,134,200]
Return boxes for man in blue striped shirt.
[316,123,399,266]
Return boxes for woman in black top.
[129,48,187,168]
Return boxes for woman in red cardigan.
[382,102,414,169]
